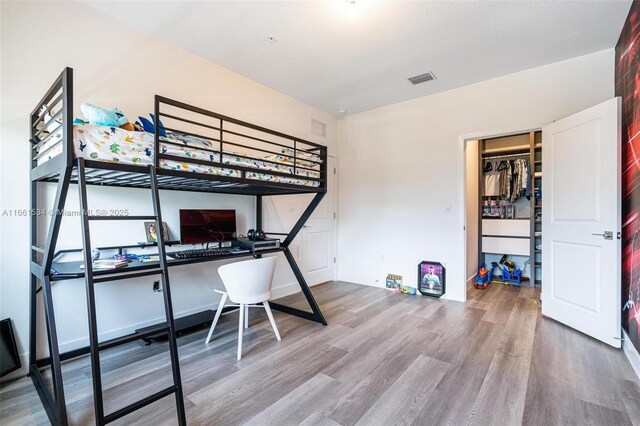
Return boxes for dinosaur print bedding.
[35,124,321,187]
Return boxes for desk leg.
[269,246,327,325]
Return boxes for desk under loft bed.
[28,68,328,426]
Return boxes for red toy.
[475,263,490,289]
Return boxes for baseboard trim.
[623,329,640,381]
[271,281,301,299]
[337,272,380,287]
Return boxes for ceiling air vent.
[311,119,326,138]
[408,71,436,85]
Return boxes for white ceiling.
[85,0,632,116]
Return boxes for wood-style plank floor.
[2,281,639,425]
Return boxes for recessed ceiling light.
[265,35,278,43]
[338,108,347,115]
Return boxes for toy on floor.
[475,262,500,289]
[498,255,523,286]
[475,263,490,289]
[80,103,129,127]
[400,285,417,295]
[501,266,522,285]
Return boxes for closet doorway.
[463,99,621,347]
[465,131,542,290]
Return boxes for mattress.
[35,124,321,187]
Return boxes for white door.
[262,156,336,286]
[542,98,621,348]
[299,156,336,285]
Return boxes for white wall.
[0,1,336,377]
[336,49,614,302]
[465,140,479,282]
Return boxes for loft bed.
[28,68,328,426]
[32,77,326,195]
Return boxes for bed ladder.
[75,158,187,425]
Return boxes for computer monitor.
[179,209,236,245]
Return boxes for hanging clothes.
[507,157,531,202]
[484,160,500,196]
[498,160,511,199]
[510,159,520,202]
[485,157,530,201]
[522,159,531,199]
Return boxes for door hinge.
[333,168,336,175]
[333,257,336,263]
[333,212,336,219]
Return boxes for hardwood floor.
[1,281,639,425]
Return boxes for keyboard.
[167,247,249,259]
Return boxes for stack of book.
[81,259,129,270]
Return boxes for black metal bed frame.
[28,68,328,425]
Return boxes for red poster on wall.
[617,0,640,352]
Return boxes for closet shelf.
[482,217,530,220]
[483,145,530,155]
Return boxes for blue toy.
[80,103,129,127]
[501,266,522,285]
[498,255,522,286]
[475,262,500,289]
[137,114,166,136]
[475,263,490,289]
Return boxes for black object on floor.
[135,309,224,344]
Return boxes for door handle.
[592,231,613,240]
[302,225,311,228]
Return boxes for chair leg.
[205,293,227,344]
[244,305,249,329]
[263,301,281,341]
[237,303,244,360]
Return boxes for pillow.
[81,103,129,127]
[37,106,62,134]
[163,131,213,148]
[279,147,322,162]
[137,114,166,136]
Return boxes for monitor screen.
[179,209,236,244]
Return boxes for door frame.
[331,155,338,282]
[458,123,546,303]
[302,154,338,285]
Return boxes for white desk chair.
[205,256,281,360]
